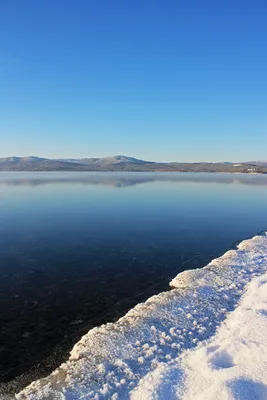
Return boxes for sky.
[0,0,266,162]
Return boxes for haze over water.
[1,171,267,392]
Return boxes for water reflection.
[1,171,267,187]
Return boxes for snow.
[179,273,267,400]
[16,233,267,400]
[132,272,267,400]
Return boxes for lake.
[1,171,267,394]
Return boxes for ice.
[16,233,267,400]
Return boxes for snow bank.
[132,272,267,400]
[16,234,267,400]
[178,272,267,400]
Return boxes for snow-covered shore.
[132,272,267,400]
[16,234,267,400]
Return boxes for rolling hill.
[0,156,266,173]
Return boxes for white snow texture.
[16,233,267,400]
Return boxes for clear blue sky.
[0,0,266,161]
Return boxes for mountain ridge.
[0,155,266,173]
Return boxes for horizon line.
[0,155,265,164]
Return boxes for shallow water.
[1,172,267,393]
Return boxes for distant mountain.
[59,155,152,166]
[245,161,267,167]
[0,156,266,174]
[0,156,81,171]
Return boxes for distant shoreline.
[1,169,266,174]
[1,156,267,174]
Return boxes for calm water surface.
[1,172,267,391]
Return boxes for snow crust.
[179,272,267,399]
[16,234,267,400]
[132,272,267,400]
